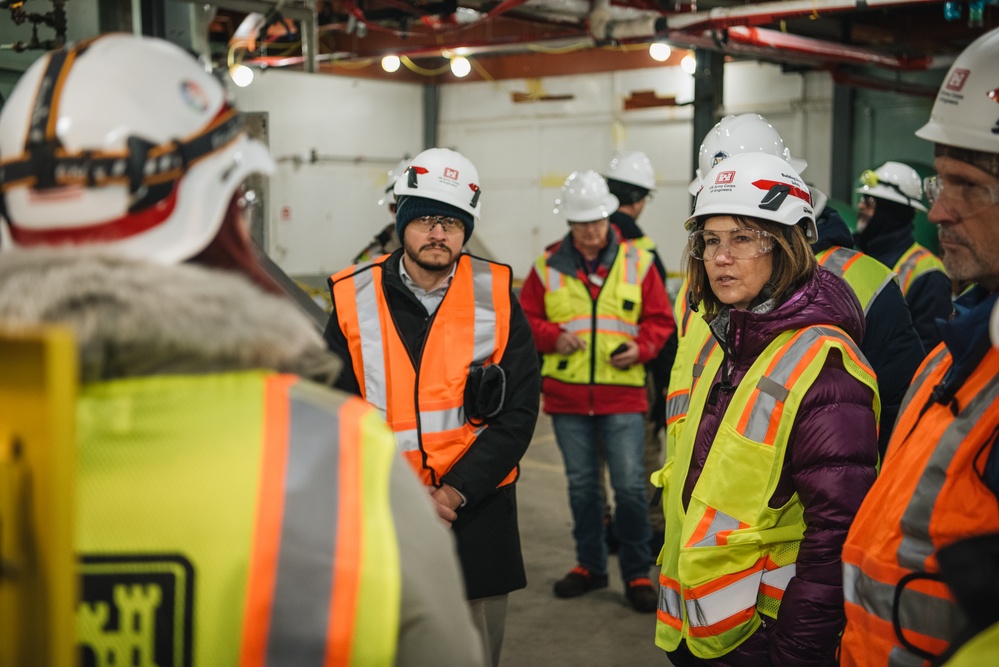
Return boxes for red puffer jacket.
[677,267,879,667]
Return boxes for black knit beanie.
[395,195,475,244]
[606,178,650,206]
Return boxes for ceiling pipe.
[589,0,951,71]
[664,0,945,31]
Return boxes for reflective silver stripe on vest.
[742,326,859,442]
[544,264,562,290]
[563,316,639,337]
[623,242,639,284]
[665,391,689,423]
[470,256,500,364]
[761,563,796,592]
[689,509,741,548]
[660,585,683,620]
[685,570,762,628]
[820,246,855,276]
[352,268,388,411]
[897,347,950,424]
[898,369,999,571]
[691,337,716,382]
[267,388,344,665]
[394,428,420,452]
[843,563,963,646]
[419,406,466,433]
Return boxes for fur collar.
[0,248,340,384]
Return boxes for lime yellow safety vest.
[664,278,712,449]
[654,326,880,659]
[75,371,401,666]
[815,246,896,315]
[894,242,947,296]
[942,621,999,667]
[536,240,653,387]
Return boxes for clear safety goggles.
[409,215,466,235]
[688,228,774,261]
[923,175,999,218]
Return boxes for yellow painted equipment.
[0,326,78,667]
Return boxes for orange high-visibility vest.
[841,344,999,666]
[330,254,516,487]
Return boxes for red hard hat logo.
[946,68,970,92]
[444,167,459,180]
[716,171,736,184]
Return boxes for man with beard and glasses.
[840,27,999,667]
[324,147,540,667]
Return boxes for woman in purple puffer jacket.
[656,153,879,667]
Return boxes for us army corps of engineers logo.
[78,554,194,667]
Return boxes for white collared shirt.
[399,257,457,315]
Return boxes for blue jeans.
[551,412,652,582]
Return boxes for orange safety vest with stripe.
[840,344,999,667]
[894,243,947,296]
[816,245,896,315]
[76,371,400,666]
[535,240,653,387]
[654,326,880,659]
[330,254,516,487]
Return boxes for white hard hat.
[855,161,927,211]
[0,33,274,264]
[916,27,999,153]
[686,152,817,243]
[688,113,808,195]
[606,150,656,191]
[377,158,411,208]
[394,147,482,219]
[554,170,619,223]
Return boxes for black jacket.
[324,249,541,599]
[855,224,953,353]
[813,205,926,456]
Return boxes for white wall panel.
[234,70,423,276]
[439,63,832,280]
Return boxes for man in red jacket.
[520,169,674,613]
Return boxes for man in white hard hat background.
[840,26,999,665]
[854,159,953,352]
[519,169,673,614]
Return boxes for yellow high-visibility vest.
[655,326,879,659]
[894,242,947,296]
[536,240,653,387]
[76,371,401,666]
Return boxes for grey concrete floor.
[498,416,673,667]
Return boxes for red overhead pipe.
[724,26,937,69]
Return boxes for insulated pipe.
[591,0,950,71]
[665,0,946,31]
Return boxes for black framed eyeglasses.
[410,215,466,234]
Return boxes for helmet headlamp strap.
[0,34,244,203]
